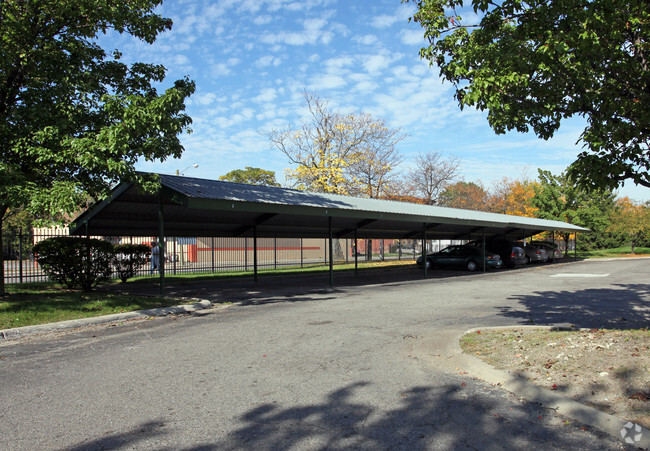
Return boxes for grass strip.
[0,284,181,329]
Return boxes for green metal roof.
[70,173,589,240]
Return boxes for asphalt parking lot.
[1,258,648,449]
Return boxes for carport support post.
[551,231,555,262]
[422,223,427,278]
[158,196,165,296]
[253,225,258,282]
[328,216,334,287]
[354,230,358,275]
[482,227,486,273]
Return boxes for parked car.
[470,238,526,268]
[416,244,503,271]
[514,242,548,264]
[531,241,563,260]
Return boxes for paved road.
[1,259,648,450]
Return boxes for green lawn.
[576,246,650,259]
[128,259,415,284]
[0,284,178,329]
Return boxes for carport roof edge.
[69,173,590,238]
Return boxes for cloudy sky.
[102,0,648,201]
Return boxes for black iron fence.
[3,229,431,285]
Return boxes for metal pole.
[422,223,427,278]
[211,236,215,273]
[354,230,358,275]
[245,237,248,271]
[19,228,23,284]
[158,196,165,296]
[574,233,578,261]
[482,227,486,273]
[173,238,177,275]
[253,227,258,282]
[328,216,334,287]
[300,238,304,268]
[551,231,555,263]
[274,236,277,270]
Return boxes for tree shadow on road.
[498,284,650,329]
[181,381,617,450]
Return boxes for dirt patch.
[461,328,650,429]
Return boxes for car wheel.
[425,259,433,270]
[526,256,531,264]
[466,260,478,271]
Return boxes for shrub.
[113,243,150,283]
[34,237,114,290]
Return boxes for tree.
[438,181,489,211]
[264,92,405,195]
[219,167,280,186]
[608,198,650,254]
[406,0,650,191]
[406,151,460,205]
[347,141,404,199]
[0,0,195,294]
[488,177,538,217]
[532,169,616,253]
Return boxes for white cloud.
[363,54,393,74]
[354,34,379,46]
[254,15,273,25]
[308,73,347,90]
[192,92,219,106]
[371,14,400,28]
[401,29,425,46]
[256,55,282,68]
[253,88,278,103]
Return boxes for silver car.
[515,242,548,263]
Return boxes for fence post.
[244,237,248,271]
[19,228,23,284]
[300,238,304,268]
[173,238,177,275]
[274,236,277,270]
[211,236,215,273]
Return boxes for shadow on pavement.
[67,420,167,451]
[66,381,620,450]
[498,283,650,329]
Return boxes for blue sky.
[104,0,648,202]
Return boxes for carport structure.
[71,173,589,293]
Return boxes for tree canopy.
[406,151,461,205]
[0,0,195,221]
[532,169,616,252]
[265,92,405,196]
[219,167,280,187]
[406,0,650,191]
[0,0,195,293]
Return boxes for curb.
[412,326,650,449]
[0,299,216,341]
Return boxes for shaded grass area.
[576,246,650,259]
[127,259,416,284]
[0,283,179,329]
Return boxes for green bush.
[113,243,150,283]
[34,237,114,290]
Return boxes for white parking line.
[550,273,610,278]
